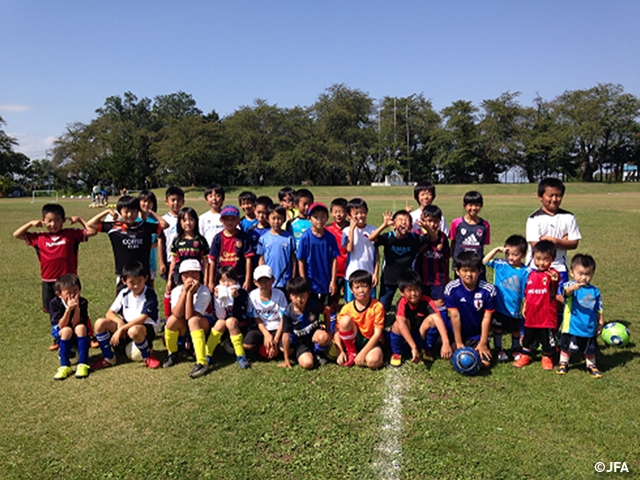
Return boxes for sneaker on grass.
[236,356,250,369]
[189,363,209,379]
[144,355,161,369]
[541,356,554,371]
[163,353,178,368]
[586,365,602,379]
[513,354,531,368]
[54,366,72,380]
[75,363,90,379]
[390,354,402,367]
[91,357,116,370]
[556,363,568,375]
[497,350,509,362]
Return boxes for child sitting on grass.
[50,274,91,380]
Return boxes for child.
[297,202,339,307]
[13,203,95,316]
[278,186,297,221]
[207,266,251,369]
[248,195,273,271]
[138,190,160,290]
[334,270,384,369]
[280,276,333,370]
[50,274,91,379]
[287,188,314,248]
[444,251,495,367]
[207,205,255,292]
[163,259,217,379]
[342,198,378,302]
[483,235,531,361]
[238,190,258,232]
[409,181,448,235]
[91,261,161,370]
[414,206,451,307]
[326,198,349,326]
[369,209,428,313]
[389,271,453,367]
[257,204,296,292]
[449,191,491,270]
[165,207,209,306]
[200,183,225,290]
[158,186,186,279]
[87,196,168,293]
[243,265,288,359]
[525,177,581,296]
[514,240,559,370]
[557,254,604,378]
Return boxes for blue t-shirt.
[444,279,496,341]
[486,259,531,319]
[288,217,312,249]
[561,282,603,337]
[296,229,339,294]
[257,231,296,288]
[240,217,259,233]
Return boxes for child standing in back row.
[342,198,378,301]
[450,191,490,279]
[409,181,448,235]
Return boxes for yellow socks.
[206,329,223,357]
[230,333,246,358]
[165,329,180,354]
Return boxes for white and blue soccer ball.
[451,347,481,376]
[125,342,144,362]
[601,322,630,347]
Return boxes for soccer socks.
[230,333,246,358]
[511,334,521,351]
[585,354,596,368]
[494,333,503,351]
[191,329,207,365]
[135,338,151,359]
[59,338,71,367]
[559,350,571,365]
[165,329,180,354]
[338,330,357,357]
[163,293,172,319]
[77,336,89,365]
[389,331,404,356]
[96,331,115,360]
[206,329,223,357]
[425,327,439,350]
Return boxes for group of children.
[14,177,605,380]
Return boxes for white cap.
[254,264,274,280]
[179,259,202,274]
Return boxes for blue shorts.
[389,330,426,355]
[559,333,598,356]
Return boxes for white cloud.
[9,134,57,159]
[0,104,33,113]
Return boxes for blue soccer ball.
[451,347,481,376]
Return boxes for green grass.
[1,184,640,479]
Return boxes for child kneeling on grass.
[51,274,91,380]
[280,276,333,370]
[92,261,161,370]
[389,271,453,367]
[334,270,385,369]
[163,259,217,379]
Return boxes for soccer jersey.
[561,282,603,337]
[49,296,89,327]
[445,279,496,342]
[449,217,491,261]
[396,295,438,333]
[257,231,296,288]
[297,229,340,295]
[414,230,451,287]
[339,299,385,340]
[199,210,224,247]
[170,235,209,271]
[410,209,449,235]
[326,222,348,278]
[523,269,559,329]
[287,217,312,249]
[239,217,258,233]
[525,208,581,272]
[282,300,325,345]
[342,224,377,280]
[24,228,88,282]
[247,288,287,331]
[109,286,159,325]
[486,259,531,318]
[209,230,255,282]
[161,213,179,263]
[376,231,428,286]
[98,220,162,275]
[214,287,250,328]
[170,283,213,316]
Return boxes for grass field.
[1,183,639,479]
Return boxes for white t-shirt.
[525,208,581,272]
[341,224,378,280]
[247,288,287,331]
[171,284,212,316]
[410,208,449,235]
[199,210,224,247]
[109,286,158,325]
[162,213,179,261]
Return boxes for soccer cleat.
[91,357,116,370]
[541,356,554,371]
[75,363,90,379]
[315,354,329,367]
[163,353,178,368]
[586,365,602,379]
[390,354,402,367]
[511,350,521,361]
[513,354,531,368]
[236,355,250,369]
[145,355,161,369]
[556,363,568,375]
[343,353,356,367]
[497,350,509,362]
[54,366,72,380]
[49,341,60,351]
[420,350,434,362]
[188,363,209,379]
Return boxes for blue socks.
[135,339,151,359]
[96,331,115,360]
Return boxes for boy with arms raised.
[92,261,161,370]
[50,274,91,380]
[257,204,296,292]
[444,251,496,367]
[335,270,385,369]
[483,235,531,361]
[389,271,453,367]
[342,198,378,301]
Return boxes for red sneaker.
[144,355,161,369]
[49,342,59,351]
[513,354,531,368]
[541,356,554,371]
[91,357,116,370]
[344,353,356,367]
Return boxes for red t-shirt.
[24,228,88,282]
[326,223,348,278]
[523,269,559,329]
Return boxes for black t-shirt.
[49,296,89,327]
[99,220,162,275]
[375,232,428,285]
[282,300,325,345]
[396,295,438,333]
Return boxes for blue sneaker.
[236,355,250,369]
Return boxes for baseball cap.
[179,259,202,273]
[308,202,328,215]
[254,264,274,281]
[220,205,240,218]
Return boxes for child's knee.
[313,330,332,346]
[338,315,353,332]
[165,315,182,329]
[225,317,239,333]
[128,325,146,342]
[298,352,315,370]
[59,326,73,340]
[74,324,87,337]
[94,318,108,333]
[366,348,383,369]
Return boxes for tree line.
[2,82,639,194]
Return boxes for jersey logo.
[578,292,596,310]
[474,299,484,310]
[461,235,481,247]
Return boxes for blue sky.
[2,0,639,159]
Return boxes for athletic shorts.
[115,324,156,352]
[243,327,276,348]
[389,330,426,355]
[355,331,384,352]
[42,281,56,313]
[492,311,522,334]
[559,333,597,356]
[421,284,445,301]
[330,277,346,305]
[311,293,332,308]
[523,327,556,355]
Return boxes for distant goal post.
[31,190,59,204]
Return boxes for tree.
[0,116,29,179]
[436,100,481,183]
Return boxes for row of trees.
[3,83,640,193]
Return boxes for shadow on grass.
[598,344,639,372]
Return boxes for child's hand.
[278,359,292,369]
[110,328,126,346]
[382,210,393,226]
[440,343,453,360]
[106,209,118,218]
[476,344,492,363]
[67,295,79,309]
[158,263,167,277]
[329,280,337,296]
[354,351,366,367]
[404,200,413,213]
[32,219,44,228]
[410,348,421,364]
[548,270,559,282]
[232,286,240,298]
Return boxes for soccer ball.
[451,347,481,376]
[125,342,144,362]
[601,322,630,347]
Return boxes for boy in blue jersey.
[483,235,531,361]
[557,254,604,378]
[286,188,314,248]
[238,190,258,232]
[257,204,296,291]
[445,251,496,367]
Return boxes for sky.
[2,0,639,159]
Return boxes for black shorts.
[523,327,556,355]
[330,277,346,305]
[559,334,598,356]
[115,324,156,352]
[492,311,522,333]
[355,331,384,352]
[311,293,331,308]
[243,327,277,348]
[42,281,56,313]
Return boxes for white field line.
[373,368,408,480]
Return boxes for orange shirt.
[339,299,385,339]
